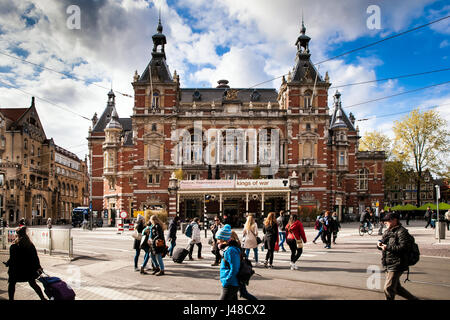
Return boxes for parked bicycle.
[359,222,373,236]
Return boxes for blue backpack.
[185,223,193,238]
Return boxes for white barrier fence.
[1,227,73,259]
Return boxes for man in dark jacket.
[377,212,418,300]
[167,216,179,257]
[424,207,432,228]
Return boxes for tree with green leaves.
[393,108,450,206]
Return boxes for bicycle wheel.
[359,226,364,236]
[368,225,374,235]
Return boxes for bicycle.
[359,222,373,236]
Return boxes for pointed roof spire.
[301,9,306,34]
[157,7,163,33]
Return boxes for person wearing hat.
[216,224,241,300]
[377,212,418,300]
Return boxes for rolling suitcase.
[39,273,76,300]
[172,247,189,263]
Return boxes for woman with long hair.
[133,214,145,271]
[5,227,46,300]
[285,214,307,270]
[242,214,259,265]
[149,215,166,276]
[262,212,278,268]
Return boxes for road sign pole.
[436,185,441,243]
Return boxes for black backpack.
[407,233,420,266]
[404,231,420,282]
[224,248,255,285]
[237,253,255,285]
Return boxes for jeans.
[245,248,258,263]
[134,248,141,268]
[286,238,303,263]
[278,231,286,250]
[141,249,150,268]
[384,271,418,300]
[168,238,176,256]
[189,242,202,258]
[151,253,164,271]
[313,229,322,242]
[220,286,239,300]
[239,283,257,300]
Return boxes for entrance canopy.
[178,179,290,193]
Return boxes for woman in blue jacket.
[216,224,241,300]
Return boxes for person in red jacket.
[285,214,307,270]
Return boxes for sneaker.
[293,263,298,270]
[264,260,268,268]
[140,267,148,275]
[290,262,294,270]
[268,265,273,269]
[156,270,165,276]
[282,248,287,252]
[312,240,316,244]
[134,267,140,272]
[211,262,219,266]
[189,257,194,261]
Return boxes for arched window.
[358,168,369,190]
[152,92,160,108]
[304,90,312,108]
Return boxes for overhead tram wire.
[0,79,91,121]
[356,102,450,122]
[344,80,450,109]
[314,15,450,66]
[0,50,133,98]
[330,67,450,89]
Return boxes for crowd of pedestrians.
[6,203,439,301]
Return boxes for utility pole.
[89,148,93,231]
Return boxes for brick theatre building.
[87,19,385,225]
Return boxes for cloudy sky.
[0,0,449,160]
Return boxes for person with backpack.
[210,215,223,266]
[377,212,419,300]
[5,226,46,300]
[187,217,203,261]
[216,224,241,300]
[229,231,257,300]
[167,216,179,257]
[148,215,166,276]
[262,212,278,268]
[285,214,307,270]
[242,214,259,266]
[276,211,287,252]
[312,214,323,244]
[133,214,145,271]
[139,220,157,274]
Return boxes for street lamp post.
[435,185,440,243]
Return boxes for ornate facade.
[0,98,89,225]
[88,19,385,225]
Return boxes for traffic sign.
[120,211,128,219]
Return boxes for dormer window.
[193,90,201,101]
[250,90,261,102]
